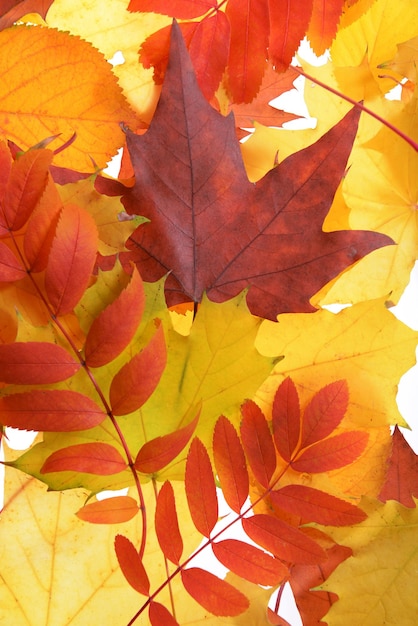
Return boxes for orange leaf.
[1,149,52,231]
[0,389,106,431]
[270,485,367,526]
[242,514,326,564]
[114,534,150,595]
[0,242,26,281]
[213,415,249,514]
[240,399,276,488]
[379,425,418,508]
[149,601,179,626]
[291,431,369,473]
[307,0,345,55]
[185,438,218,537]
[109,321,167,416]
[268,0,314,71]
[45,204,98,316]
[140,22,198,84]
[0,342,79,384]
[300,379,349,448]
[272,377,300,462]
[84,267,145,367]
[40,443,127,475]
[189,13,230,101]
[213,539,288,586]
[155,481,183,565]
[128,0,217,18]
[134,409,199,473]
[76,496,139,524]
[181,567,249,616]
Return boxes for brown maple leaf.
[379,425,418,507]
[122,21,393,321]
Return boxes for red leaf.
[0,242,26,281]
[76,496,139,524]
[242,514,326,564]
[213,415,249,514]
[1,149,52,231]
[213,539,288,586]
[185,438,218,537]
[123,21,392,320]
[272,377,300,462]
[0,1,55,31]
[114,534,150,595]
[240,399,276,488]
[109,321,167,415]
[300,379,349,448]
[128,0,216,18]
[84,267,145,367]
[307,0,345,55]
[134,409,199,474]
[268,0,314,71]
[0,342,79,384]
[270,485,367,526]
[379,425,418,507]
[40,442,127,475]
[225,0,269,103]
[149,601,179,626]
[45,204,98,316]
[267,608,292,626]
[0,389,106,431]
[291,431,369,473]
[181,567,249,616]
[155,481,183,564]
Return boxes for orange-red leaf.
[240,399,276,488]
[134,409,199,474]
[242,514,326,564]
[0,1,55,31]
[268,0,314,71]
[307,0,345,55]
[300,379,349,448]
[379,425,418,508]
[155,481,183,565]
[149,601,179,626]
[272,377,300,462]
[114,534,150,595]
[45,204,98,316]
[0,389,106,431]
[185,437,218,537]
[76,496,139,524]
[291,431,369,473]
[40,443,127,475]
[213,415,249,514]
[181,567,249,616]
[1,149,52,231]
[84,267,145,367]
[0,342,79,384]
[213,539,288,586]
[0,242,26,281]
[109,321,167,416]
[128,0,216,18]
[270,485,367,526]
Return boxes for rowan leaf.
[240,399,276,488]
[213,415,249,514]
[291,431,369,473]
[109,320,167,416]
[40,443,127,476]
[268,0,313,71]
[0,342,79,384]
[123,21,392,320]
[213,539,288,587]
[307,0,345,55]
[155,481,183,564]
[149,601,179,626]
[271,485,367,526]
[84,267,145,367]
[76,496,140,524]
[0,242,26,281]
[181,567,250,617]
[300,379,349,448]
[128,0,216,19]
[114,534,150,595]
[45,204,98,316]
[379,425,418,507]
[242,514,326,564]
[272,377,301,463]
[0,390,106,431]
[185,438,218,538]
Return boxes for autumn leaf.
[76,496,140,524]
[114,534,150,594]
[185,438,218,538]
[0,1,55,31]
[291,430,369,473]
[155,481,183,565]
[40,442,127,476]
[268,0,313,72]
[123,21,393,320]
[0,342,79,384]
[240,399,276,488]
[272,377,301,463]
[379,425,418,507]
[307,0,345,55]
[213,415,249,514]
[212,539,287,587]
[181,567,250,617]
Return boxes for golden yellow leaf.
[318,498,418,626]
[381,34,418,83]
[0,25,137,171]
